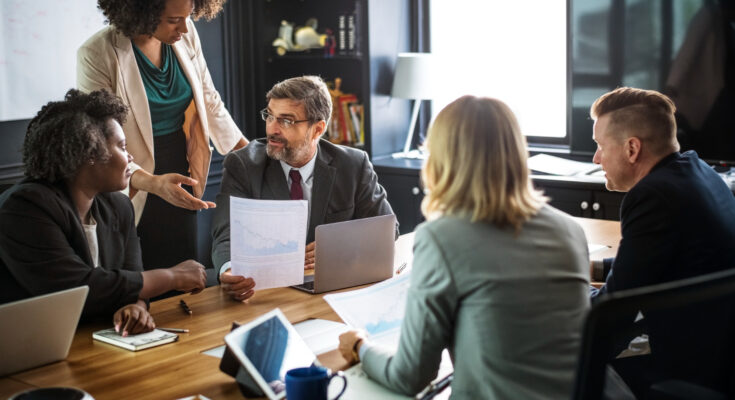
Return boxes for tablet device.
[224,308,318,400]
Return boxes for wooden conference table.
[1,218,620,400]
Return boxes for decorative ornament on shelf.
[272,18,328,56]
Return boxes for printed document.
[230,197,308,290]
[324,272,412,348]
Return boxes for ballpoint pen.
[396,261,408,275]
[158,327,190,333]
[180,299,193,315]
[415,373,453,400]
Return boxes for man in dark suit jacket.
[211,76,397,301]
[589,87,735,395]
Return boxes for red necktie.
[289,169,303,200]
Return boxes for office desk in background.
[1,218,620,400]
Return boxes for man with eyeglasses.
[210,76,398,301]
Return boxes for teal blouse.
[132,42,193,137]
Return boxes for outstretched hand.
[154,173,216,211]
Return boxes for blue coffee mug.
[285,365,347,400]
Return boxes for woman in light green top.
[339,96,591,399]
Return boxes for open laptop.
[0,286,88,376]
[292,214,396,294]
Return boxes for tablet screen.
[226,311,316,397]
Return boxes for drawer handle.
[411,187,421,196]
[592,202,600,211]
[580,201,589,210]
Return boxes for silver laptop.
[292,214,396,294]
[0,286,88,376]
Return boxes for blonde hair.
[421,95,547,230]
[590,87,679,156]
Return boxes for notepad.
[93,328,178,351]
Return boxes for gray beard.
[266,138,314,166]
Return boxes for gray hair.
[266,76,332,126]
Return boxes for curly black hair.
[98,0,227,38]
[23,89,128,183]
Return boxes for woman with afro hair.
[0,89,208,335]
[77,0,248,276]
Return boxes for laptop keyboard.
[300,280,315,290]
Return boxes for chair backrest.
[572,267,735,400]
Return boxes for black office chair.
[572,268,735,400]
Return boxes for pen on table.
[158,327,190,333]
[180,299,193,315]
[415,373,453,400]
[395,261,408,275]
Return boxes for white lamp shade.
[391,53,435,100]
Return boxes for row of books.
[337,12,360,56]
[327,94,364,146]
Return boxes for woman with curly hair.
[77,0,247,274]
[0,89,207,335]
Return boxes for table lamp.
[391,52,435,158]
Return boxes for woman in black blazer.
[0,89,207,336]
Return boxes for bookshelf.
[229,0,413,157]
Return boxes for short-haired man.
[211,76,397,301]
[589,87,735,394]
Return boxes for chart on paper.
[324,272,411,347]
[230,197,308,290]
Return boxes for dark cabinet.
[532,176,624,221]
[373,157,425,234]
[372,159,625,234]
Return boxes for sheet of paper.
[588,243,611,254]
[324,272,412,348]
[293,319,350,355]
[528,153,601,176]
[230,197,308,290]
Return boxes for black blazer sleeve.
[0,184,143,318]
[211,151,252,272]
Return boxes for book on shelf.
[349,103,364,145]
[338,15,346,54]
[337,94,359,144]
[347,14,355,52]
[93,328,178,351]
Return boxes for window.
[430,0,567,140]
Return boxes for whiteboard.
[0,0,106,121]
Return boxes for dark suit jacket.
[211,139,397,272]
[593,151,735,391]
[0,179,144,319]
[593,151,735,297]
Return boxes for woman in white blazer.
[77,0,247,274]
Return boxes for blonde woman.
[338,96,590,399]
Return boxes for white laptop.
[0,286,88,376]
[292,214,396,294]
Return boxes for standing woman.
[338,96,591,399]
[77,0,247,272]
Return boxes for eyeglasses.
[260,109,311,129]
